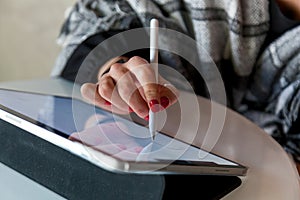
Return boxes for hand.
[81,56,179,120]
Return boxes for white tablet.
[0,88,247,176]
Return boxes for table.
[0,162,65,200]
[0,78,299,200]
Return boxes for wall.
[0,0,75,82]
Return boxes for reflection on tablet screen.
[0,89,238,167]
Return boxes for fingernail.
[160,96,169,109]
[129,107,134,113]
[144,115,149,121]
[105,100,111,105]
[117,144,127,150]
[149,99,160,112]
[134,146,143,153]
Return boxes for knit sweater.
[52,0,300,161]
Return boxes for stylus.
[149,18,159,141]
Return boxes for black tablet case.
[0,119,241,200]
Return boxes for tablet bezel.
[0,88,247,176]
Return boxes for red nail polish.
[134,146,143,153]
[144,115,149,121]
[160,96,169,109]
[105,100,111,105]
[149,99,160,112]
[117,144,127,150]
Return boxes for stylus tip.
[151,131,156,141]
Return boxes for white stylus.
[149,18,159,141]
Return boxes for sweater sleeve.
[242,26,300,162]
[51,0,147,84]
[51,0,206,95]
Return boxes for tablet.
[0,88,247,176]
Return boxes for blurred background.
[0,0,75,82]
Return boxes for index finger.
[124,56,160,112]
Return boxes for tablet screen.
[0,89,246,174]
